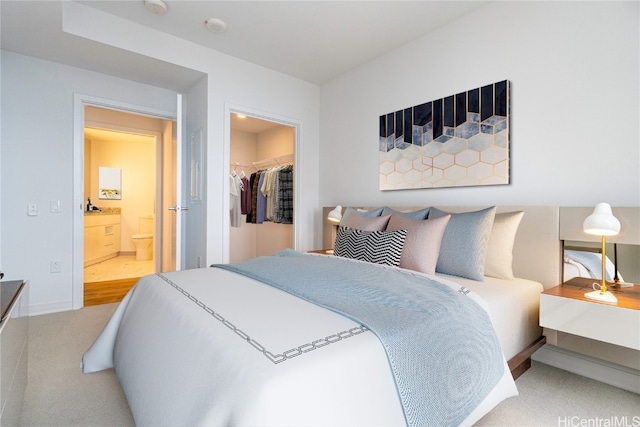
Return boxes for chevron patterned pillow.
[334,226,407,266]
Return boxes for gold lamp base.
[584,289,618,304]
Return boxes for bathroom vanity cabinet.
[84,214,121,267]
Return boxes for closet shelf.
[231,153,293,172]
[252,153,293,168]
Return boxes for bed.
[83,205,562,426]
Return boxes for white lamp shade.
[327,205,343,223]
[583,203,621,236]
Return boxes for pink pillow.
[386,214,451,275]
[343,214,391,231]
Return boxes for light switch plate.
[50,200,61,213]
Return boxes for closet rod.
[251,153,294,168]
[231,161,253,169]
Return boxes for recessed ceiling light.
[144,0,167,15]
[236,114,246,119]
[205,18,227,33]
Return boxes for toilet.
[131,215,154,261]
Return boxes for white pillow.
[485,211,524,279]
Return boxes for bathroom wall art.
[379,80,510,190]
[98,166,122,199]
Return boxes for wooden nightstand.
[308,249,334,255]
[540,277,640,350]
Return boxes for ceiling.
[1,1,488,90]
[230,114,283,134]
[85,127,157,145]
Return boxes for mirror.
[98,166,122,200]
[563,242,640,285]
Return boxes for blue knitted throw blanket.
[215,249,504,426]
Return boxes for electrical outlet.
[50,260,61,273]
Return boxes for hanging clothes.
[243,164,293,225]
[261,167,277,221]
[230,173,243,228]
[276,165,293,224]
[255,171,267,224]
[240,175,251,215]
[246,171,257,223]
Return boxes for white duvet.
[83,260,517,427]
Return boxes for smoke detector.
[144,0,167,15]
[205,18,227,33]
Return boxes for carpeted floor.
[20,303,639,426]
[20,303,134,427]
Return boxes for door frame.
[73,94,177,309]
[223,103,302,261]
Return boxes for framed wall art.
[379,80,510,190]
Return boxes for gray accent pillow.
[343,214,391,231]
[339,207,384,226]
[485,211,525,279]
[334,226,407,267]
[429,206,497,281]
[381,207,430,220]
[386,214,450,275]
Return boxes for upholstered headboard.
[322,206,562,290]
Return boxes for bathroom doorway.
[82,106,175,305]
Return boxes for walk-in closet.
[229,113,295,262]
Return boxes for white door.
[167,90,207,271]
[74,94,187,308]
[167,94,185,270]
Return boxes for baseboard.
[28,301,73,316]
[533,344,640,394]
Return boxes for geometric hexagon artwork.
[379,80,510,190]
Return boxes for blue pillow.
[339,207,384,226]
[429,207,496,281]
[381,207,430,220]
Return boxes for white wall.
[229,129,258,263]
[60,2,321,266]
[0,51,178,314]
[255,126,295,257]
[319,1,639,208]
[88,136,156,252]
[1,3,320,314]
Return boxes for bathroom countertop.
[84,207,121,215]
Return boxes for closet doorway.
[229,113,295,263]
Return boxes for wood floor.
[84,255,154,306]
[84,277,139,306]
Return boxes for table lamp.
[582,203,620,303]
[327,205,343,223]
[325,206,343,254]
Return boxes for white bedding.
[437,274,543,361]
[83,257,518,427]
